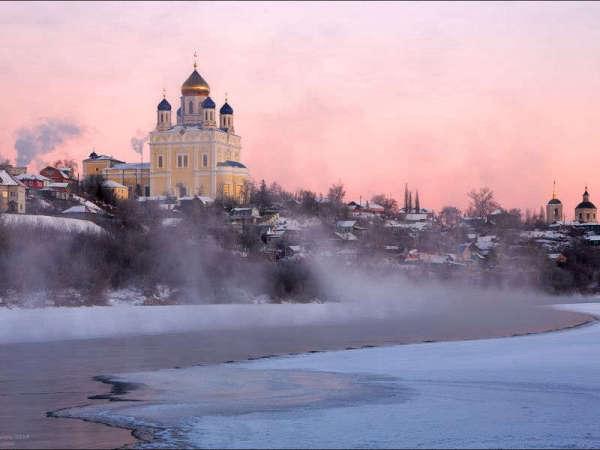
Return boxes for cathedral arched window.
[189,101,194,114]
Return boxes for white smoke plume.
[14,118,82,166]
[130,134,147,156]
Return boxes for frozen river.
[56,303,600,448]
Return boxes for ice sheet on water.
[57,303,600,448]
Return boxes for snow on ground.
[70,195,106,214]
[276,216,322,231]
[161,217,183,227]
[105,288,147,306]
[56,303,600,449]
[0,214,104,235]
[520,230,566,240]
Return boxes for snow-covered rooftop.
[0,170,20,186]
[85,154,123,162]
[109,162,150,170]
[179,195,214,203]
[47,182,69,189]
[15,173,50,182]
[404,213,429,222]
[138,195,169,202]
[102,180,127,189]
[384,220,429,230]
[336,220,357,228]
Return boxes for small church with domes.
[546,182,597,224]
[148,58,249,199]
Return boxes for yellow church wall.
[150,175,169,196]
[195,174,212,196]
[104,169,150,197]
[217,171,248,201]
[83,160,113,177]
[105,185,129,201]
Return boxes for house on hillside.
[336,220,357,234]
[15,173,50,190]
[230,207,261,226]
[348,200,385,218]
[0,170,26,213]
[40,166,77,188]
[335,220,361,242]
[41,182,70,200]
[102,180,129,201]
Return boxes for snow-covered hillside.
[0,214,104,235]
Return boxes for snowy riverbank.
[49,303,600,449]
[0,296,591,345]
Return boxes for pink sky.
[1,1,600,215]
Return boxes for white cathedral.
[148,59,249,199]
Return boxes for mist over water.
[0,202,578,345]
[0,260,564,345]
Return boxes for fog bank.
[0,292,587,345]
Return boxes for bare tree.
[371,194,398,214]
[327,182,346,205]
[438,206,462,228]
[467,187,500,218]
[53,158,79,175]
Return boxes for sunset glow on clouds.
[2,1,600,215]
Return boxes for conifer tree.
[415,190,420,213]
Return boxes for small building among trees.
[0,170,26,213]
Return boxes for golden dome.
[181,69,210,96]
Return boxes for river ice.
[57,304,600,448]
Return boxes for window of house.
[202,154,208,167]
[177,154,188,168]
